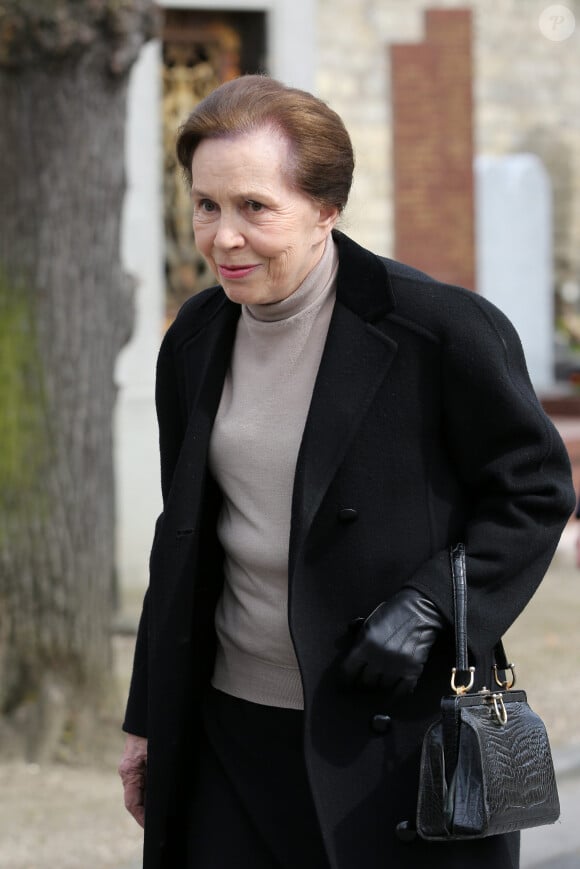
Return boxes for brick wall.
[391,9,475,289]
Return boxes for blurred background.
[0,1,579,867]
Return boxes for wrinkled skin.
[119,733,148,828]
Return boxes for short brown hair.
[176,75,354,213]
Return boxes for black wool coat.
[124,230,575,869]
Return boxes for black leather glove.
[342,588,445,699]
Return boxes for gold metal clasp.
[489,692,508,725]
[451,666,475,695]
[492,663,516,690]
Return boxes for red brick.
[391,8,475,291]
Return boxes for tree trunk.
[0,1,156,761]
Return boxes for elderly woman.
[119,75,574,869]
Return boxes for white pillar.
[266,0,315,89]
[475,154,554,392]
[115,40,164,594]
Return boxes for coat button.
[395,821,417,842]
[370,713,392,734]
[338,507,358,523]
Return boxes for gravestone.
[475,153,554,392]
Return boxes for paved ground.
[520,745,580,868]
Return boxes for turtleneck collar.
[244,237,338,323]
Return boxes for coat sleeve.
[405,290,575,661]
[122,330,186,736]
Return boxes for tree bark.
[0,0,156,761]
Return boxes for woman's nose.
[213,216,244,249]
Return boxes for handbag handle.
[449,543,515,694]
[449,543,475,693]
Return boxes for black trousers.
[186,687,331,869]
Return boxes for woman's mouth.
[218,264,260,280]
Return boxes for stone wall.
[317,0,580,297]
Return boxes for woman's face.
[190,127,338,305]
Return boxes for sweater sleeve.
[405,291,575,660]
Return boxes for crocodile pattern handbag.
[416,543,560,840]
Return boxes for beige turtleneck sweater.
[208,238,339,709]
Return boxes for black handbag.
[415,543,560,840]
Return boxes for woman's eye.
[193,199,218,222]
[246,200,264,213]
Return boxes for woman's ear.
[318,204,340,233]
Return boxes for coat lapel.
[164,295,240,525]
[290,232,398,567]
[153,294,240,641]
